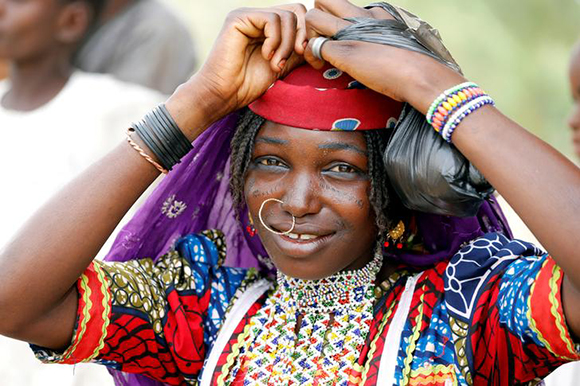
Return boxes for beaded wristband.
[131,104,193,171]
[429,86,486,133]
[441,95,495,142]
[429,87,485,130]
[126,128,168,174]
[426,82,477,123]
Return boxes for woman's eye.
[328,164,357,173]
[257,158,285,167]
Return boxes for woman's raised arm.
[0,5,307,350]
[305,0,580,335]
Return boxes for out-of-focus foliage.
[173,0,580,158]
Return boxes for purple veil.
[103,111,512,386]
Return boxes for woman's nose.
[281,173,322,218]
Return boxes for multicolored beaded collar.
[223,252,383,384]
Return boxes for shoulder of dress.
[173,229,228,268]
[449,232,543,270]
[444,232,545,320]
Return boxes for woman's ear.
[54,1,91,45]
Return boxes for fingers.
[304,37,326,69]
[271,3,308,55]
[228,8,297,73]
[315,0,394,21]
[305,8,351,40]
[269,10,298,72]
[259,12,283,66]
[314,0,370,19]
[303,9,352,69]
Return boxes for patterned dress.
[32,230,580,385]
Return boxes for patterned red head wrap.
[249,64,403,131]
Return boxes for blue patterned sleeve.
[444,233,580,384]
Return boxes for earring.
[384,220,405,249]
[246,212,256,237]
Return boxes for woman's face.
[568,44,580,159]
[244,121,378,280]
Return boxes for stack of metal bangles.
[126,104,192,174]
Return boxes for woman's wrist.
[402,62,467,116]
[165,76,231,142]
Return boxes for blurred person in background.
[568,40,580,161]
[74,0,197,94]
[0,58,7,78]
[0,0,163,383]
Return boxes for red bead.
[383,241,390,247]
[396,243,403,249]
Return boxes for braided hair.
[229,109,402,236]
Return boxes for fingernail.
[268,51,275,60]
[302,40,308,49]
[278,59,286,70]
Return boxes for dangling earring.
[246,212,257,237]
[384,220,405,250]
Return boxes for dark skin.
[568,42,580,159]
[245,122,378,281]
[0,0,92,111]
[0,58,8,78]
[1,0,580,362]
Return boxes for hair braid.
[230,109,265,208]
[363,130,396,235]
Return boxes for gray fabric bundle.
[332,2,493,217]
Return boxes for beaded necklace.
[224,252,382,385]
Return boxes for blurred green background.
[173,0,580,158]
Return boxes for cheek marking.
[320,182,365,209]
[246,177,256,192]
[335,219,357,244]
[251,186,280,199]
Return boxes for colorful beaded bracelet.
[441,95,495,142]
[426,81,477,123]
[429,86,486,133]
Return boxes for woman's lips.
[266,224,336,258]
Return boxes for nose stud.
[258,198,296,235]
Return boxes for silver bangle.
[311,37,330,61]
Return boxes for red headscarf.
[249,64,403,131]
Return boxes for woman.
[1,1,580,385]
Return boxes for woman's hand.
[303,0,465,114]
[308,0,580,338]
[167,4,307,138]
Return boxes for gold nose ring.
[258,198,296,235]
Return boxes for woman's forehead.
[256,121,368,151]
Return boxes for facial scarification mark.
[319,182,365,209]
[251,186,279,198]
